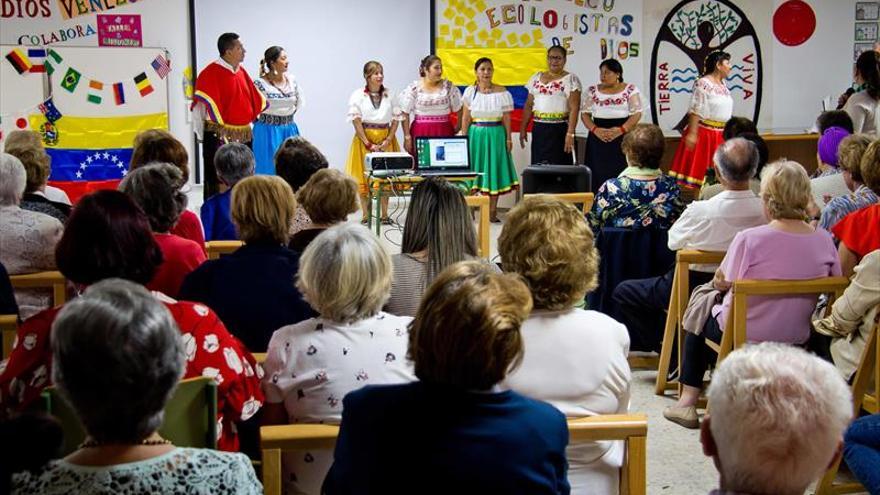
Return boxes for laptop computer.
[414,136,475,176]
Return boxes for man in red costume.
[192,33,267,198]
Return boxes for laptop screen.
[415,136,470,171]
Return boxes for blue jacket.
[200,189,237,241]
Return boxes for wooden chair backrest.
[1,314,18,359]
[205,240,244,260]
[464,195,490,259]
[523,192,595,214]
[9,271,67,307]
[260,413,647,495]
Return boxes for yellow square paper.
[466,20,477,32]
[443,8,455,20]
[439,24,450,35]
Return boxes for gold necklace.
[79,436,172,449]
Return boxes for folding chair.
[523,192,595,214]
[205,240,244,260]
[464,195,490,259]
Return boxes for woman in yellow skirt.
[345,60,403,224]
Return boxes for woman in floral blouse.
[588,124,685,233]
[0,190,262,452]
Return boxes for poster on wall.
[97,14,143,47]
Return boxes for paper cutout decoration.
[88,80,104,104]
[773,0,816,46]
[38,98,62,123]
[45,49,62,75]
[113,82,126,105]
[5,48,31,74]
[151,54,170,79]
[61,67,82,92]
[134,72,153,96]
[28,49,46,73]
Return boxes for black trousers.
[202,131,252,199]
[680,315,724,388]
[612,268,714,353]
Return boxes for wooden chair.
[260,413,648,495]
[815,313,879,495]
[252,352,267,364]
[523,192,595,214]
[41,377,218,455]
[205,240,244,260]
[1,314,18,359]
[655,250,726,395]
[464,195,490,259]
[9,271,67,307]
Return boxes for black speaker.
[521,164,592,194]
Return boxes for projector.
[365,152,413,173]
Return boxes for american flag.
[150,54,171,79]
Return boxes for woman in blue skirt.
[253,45,302,175]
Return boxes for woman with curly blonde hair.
[499,195,631,494]
[665,160,842,430]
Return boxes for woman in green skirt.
[460,57,519,222]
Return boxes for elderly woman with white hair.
[261,223,416,495]
[9,279,262,494]
[0,153,63,320]
[702,343,852,495]
[664,160,842,429]
[201,142,256,241]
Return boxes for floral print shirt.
[588,175,686,233]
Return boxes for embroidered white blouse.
[254,75,302,117]
[462,86,514,119]
[399,79,463,117]
[526,72,582,118]
[582,83,643,119]
[346,88,403,124]
[689,77,733,122]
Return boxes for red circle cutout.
[773,0,816,46]
[15,118,28,129]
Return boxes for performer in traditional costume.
[192,32,267,198]
[668,50,734,189]
[581,59,644,191]
[460,57,518,222]
[399,55,462,155]
[519,45,582,165]
[345,61,402,224]
[253,45,302,175]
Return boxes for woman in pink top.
[665,160,841,429]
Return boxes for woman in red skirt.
[669,51,734,188]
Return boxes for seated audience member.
[499,196,630,494]
[323,261,570,495]
[0,190,262,451]
[833,139,880,276]
[614,138,767,353]
[130,129,204,245]
[702,343,852,495]
[819,134,876,231]
[5,141,70,223]
[4,130,70,205]
[0,153,63,320]
[844,50,880,135]
[180,176,314,352]
[811,126,852,208]
[201,143,255,241]
[664,160,841,429]
[274,136,329,236]
[261,223,415,495]
[0,262,18,316]
[9,279,263,494]
[588,123,685,233]
[119,163,206,298]
[700,132,767,199]
[721,116,757,140]
[813,249,880,381]
[816,109,855,134]
[843,414,880,493]
[289,169,359,252]
[385,177,481,317]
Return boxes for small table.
[364,174,477,235]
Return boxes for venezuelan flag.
[438,47,547,132]
[30,113,168,202]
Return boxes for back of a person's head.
[706,343,851,495]
[56,190,162,286]
[118,163,187,233]
[860,139,880,194]
[0,152,26,206]
[837,134,872,184]
[714,137,759,183]
[4,143,50,193]
[3,130,43,150]
[274,136,329,192]
[622,124,665,169]
[722,117,757,140]
[816,110,854,134]
[499,196,597,309]
[409,261,532,390]
[130,129,190,183]
[736,132,769,177]
[401,177,477,278]
[214,142,255,187]
[818,126,852,168]
[297,223,391,323]
[760,160,811,220]
[856,49,880,100]
[51,279,185,444]
[296,168,358,225]
[0,412,62,493]
[232,175,296,245]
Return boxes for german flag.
[5,48,32,74]
[134,72,153,97]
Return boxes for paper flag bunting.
[113,82,125,106]
[87,80,104,104]
[28,49,46,73]
[38,98,62,123]
[45,49,62,75]
[151,54,170,79]
[5,48,31,74]
[61,67,82,92]
[134,72,153,96]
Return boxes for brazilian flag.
[61,67,81,93]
